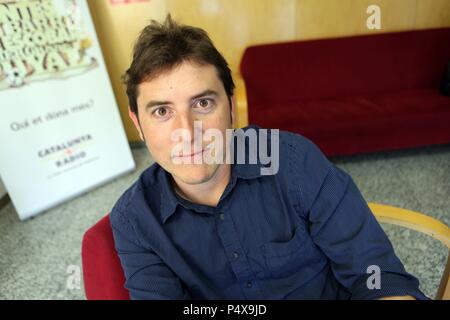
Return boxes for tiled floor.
[0,143,449,299]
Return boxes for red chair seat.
[81,214,130,300]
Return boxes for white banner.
[0,0,135,220]
[0,177,6,199]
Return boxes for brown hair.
[123,15,235,115]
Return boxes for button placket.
[215,207,263,299]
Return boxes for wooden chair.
[82,203,449,299]
[368,203,450,300]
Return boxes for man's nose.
[176,112,202,143]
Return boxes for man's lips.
[180,150,203,157]
[176,146,210,158]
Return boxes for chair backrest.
[368,203,450,300]
[81,214,130,300]
[82,204,450,300]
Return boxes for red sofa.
[240,28,450,156]
[82,214,130,300]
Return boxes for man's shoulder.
[277,129,331,188]
[240,124,319,152]
[241,125,334,212]
[239,124,327,171]
[109,162,162,229]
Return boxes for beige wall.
[87,0,450,142]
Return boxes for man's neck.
[171,163,231,207]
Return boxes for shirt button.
[233,252,239,259]
[219,213,225,220]
[246,281,252,288]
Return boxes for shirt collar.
[229,126,274,179]
[158,126,269,224]
[159,168,180,224]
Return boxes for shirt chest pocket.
[261,225,319,279]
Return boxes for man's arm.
[290,135,428,300]
[307,164,426,300]
[110,211,190,300]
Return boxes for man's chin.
[170,164,219,185]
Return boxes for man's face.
[129,60,234,185]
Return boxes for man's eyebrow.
[144,89,219,111]
[190,89,219,101]
[145,99,172,110]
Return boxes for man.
[111,15,427,300]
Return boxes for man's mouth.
[176,145,211,159]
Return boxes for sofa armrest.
[233,73,249,128]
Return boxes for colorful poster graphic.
[0,0,135,220]
[0,0,98,89]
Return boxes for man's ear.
[128,106,144,141]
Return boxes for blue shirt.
[110,125,428,300]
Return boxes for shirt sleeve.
[110,210,190,300]
[291,134,429,300]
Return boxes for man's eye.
[153,107,168,117]
[195,99,213,110]
[198,99,210,108]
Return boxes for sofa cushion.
[250,88,450,156]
